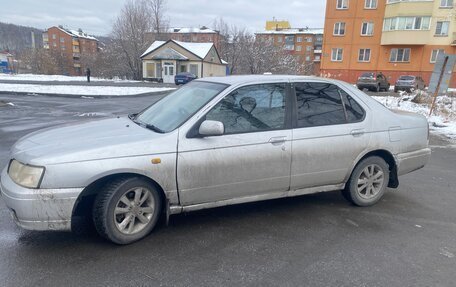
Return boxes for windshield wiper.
[132,119,165,133]
[141,123,165,134]
[128,113,137,120]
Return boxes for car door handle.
[269,136,287,144]
[351,129,365,137]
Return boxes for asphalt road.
[0,93,455,287]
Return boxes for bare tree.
[110,0,154,80]
[213,18,248,75]
[149,0,169,35]
[20,48,57,74]
[213,17,310,76]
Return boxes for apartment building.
[43,26,99,76]
[321,0,456,87]
[146,27,222,51]
[256,20,324,75]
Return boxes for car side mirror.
[199,120,224,137]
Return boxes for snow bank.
[0,73,140,83]
[373,94,456,140]
[0,83,174,96]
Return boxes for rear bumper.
[396,148,431,176]
[357,83,377,89]
[0,167,83,231]
[395,85,414,91]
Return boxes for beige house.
[141,39,227,83]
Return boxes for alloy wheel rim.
[114,187,155,235]
[356,164,384,200]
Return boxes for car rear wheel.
[375,84,380,92]
[93,177,162,244]
[342,156,389,207]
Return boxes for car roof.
[194,75,333,85]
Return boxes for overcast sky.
[3,0,326,36]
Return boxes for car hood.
[11,117,178,165]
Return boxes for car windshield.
[135,81,228,133]
[361,73,374,78]
[399,76,415,81]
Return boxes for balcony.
[381,30,429,45]
[73,53,81,59]
[314,49,322,54]
[385,1,434,17]
[72,40,80,46]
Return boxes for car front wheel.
[93,177,162,244]
[342,156,389,207]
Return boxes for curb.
[0,90,172,99]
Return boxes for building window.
[60,37,65,43]
[305,56,311,61]
[435,21,450,36]
[430,49,445,63]
[334,22,346,36]
[365,0,377,9]
[306,37,313,42]
[277,36,283,43]
[297,37,302,42]
[190,64,198,76]
[440,0,453,8]
[390,48,410,62]
[331,48,343,61]
[61,45,66,50]
[296,45,302,51]
[284,36,295,50]
[306,46,312,52]
[361,22,374,36]
[180,65,187,73]
[315,55,321,61]
[336,0,349,9]
[52,42,57,47]
[358,49,371,62]
[383,17,431,31]
[52,34,56,39]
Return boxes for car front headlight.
[8,160,45,189]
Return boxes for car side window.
[205,83,286,134]
[340,90,365,122]
[295,82,346,128]
[294,82,364,128]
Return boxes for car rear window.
[360,73,374,78]
[399,76,415,80]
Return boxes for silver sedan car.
[1,75,431,244]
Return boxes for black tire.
[93,177,162,244]
[394,87,398,93]
[375,84,380,92]
[342,156,389,207]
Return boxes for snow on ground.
[0,83,174,96]
[0,73,140,83]
[373,94,456,140]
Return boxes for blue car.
[174,72,197,85]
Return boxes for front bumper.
[396,148,431,176]
[0,167,83,231]
[395,85,414,91]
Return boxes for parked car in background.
[394,75,426,93]
[174,72,197,85]
[1,75,431,244]
[356,72,390,92]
